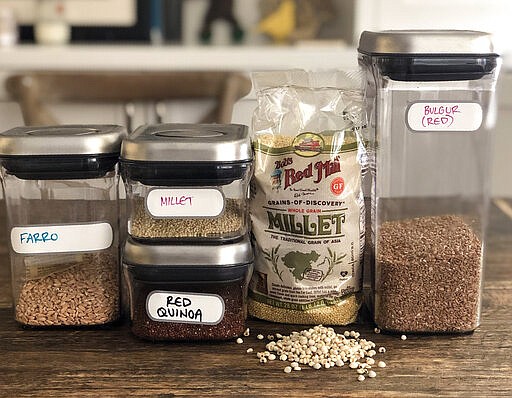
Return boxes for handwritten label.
[11,222,113,254]
[146,188,225,218]
[146,291,225,325]
[407,102,482,132]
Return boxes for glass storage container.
[122,236,253,341]
[0,124,126,326]
[358,30,501,333]
[120,123,253,242]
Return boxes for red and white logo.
[331,177,345,195]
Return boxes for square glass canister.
[120,123,253,243]
[0,124,126,326]
[123,236,253,341]
[358,30,501,333]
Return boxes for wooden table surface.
[0,200,511,398]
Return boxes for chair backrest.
[5,71,252,129]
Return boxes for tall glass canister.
[358,30,501,333]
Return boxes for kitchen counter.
[0,200,511,397]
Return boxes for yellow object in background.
[258,0,296,43]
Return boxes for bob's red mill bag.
[248,70,367,325]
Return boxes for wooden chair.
[5,71,251,130]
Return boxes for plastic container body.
[3,171,120,326]
[0,125,126,327]
[358,30,501,333]
[120,123,253,243]
[122,237,253,341]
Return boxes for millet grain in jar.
[120,123,253,243]
[129,198,245,240]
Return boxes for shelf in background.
[0,44,358,72]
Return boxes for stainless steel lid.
[0,125,127,156]
[121,123,252,162]
[123,235,253,267]
[358,30,497,55]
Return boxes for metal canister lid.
[123,235,253,267]
[0,124,127,156]
[358,30,497,56]
[120,123,252,162]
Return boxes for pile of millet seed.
[237,325,387,381]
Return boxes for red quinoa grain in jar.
[122,236,253,341]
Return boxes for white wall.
[492,72,512,197]
[353,0,512,55]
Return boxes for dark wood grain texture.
[0,201,511,398]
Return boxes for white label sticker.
[146,291,225,325]
[407,102,483,132]
[11,222,113,254]
[146,188,225,218]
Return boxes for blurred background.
[0,0,510,197]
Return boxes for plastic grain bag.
[248,70,367,325]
